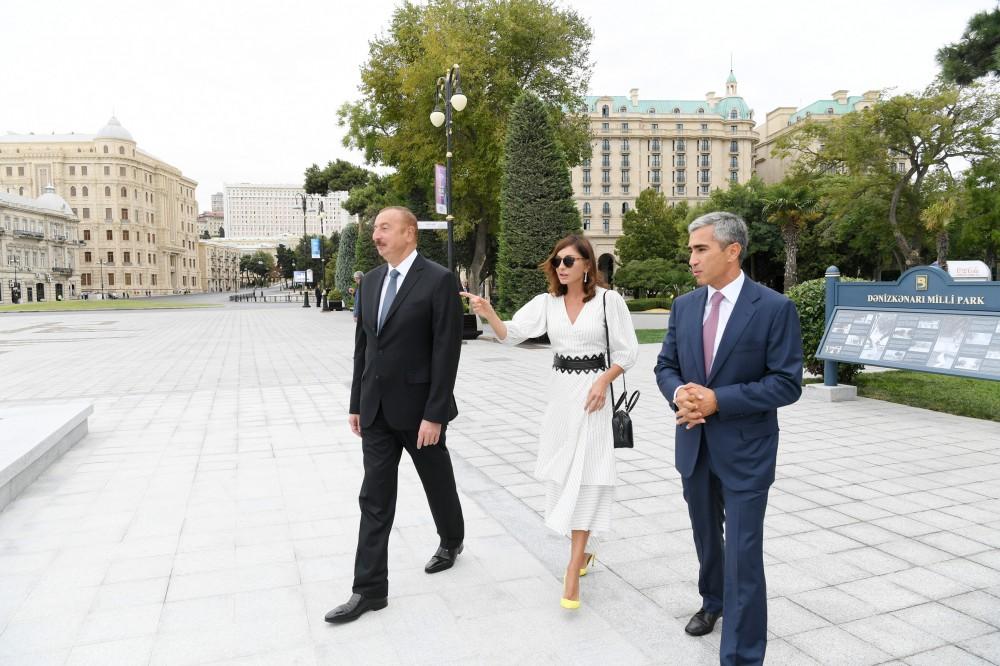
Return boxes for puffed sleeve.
[606,290,639,371]
[500,293,548,346]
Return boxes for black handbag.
[603,292,640,448]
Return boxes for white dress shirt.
[703,270,746,362]
[672,270,746,404]
[377,248,419,319]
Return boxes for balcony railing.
[52,267,73,276]
[14,230,44,239]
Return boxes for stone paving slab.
[0,302,997,665]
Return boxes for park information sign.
[817,266,1000,381]
[293,270,306,285]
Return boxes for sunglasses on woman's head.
[550,255,584,269]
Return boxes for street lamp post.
[98,258,106,300]
[430,63,468,273]
[8,256,21,304]
[294,192,311,308]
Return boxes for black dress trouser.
[352,407,465,598]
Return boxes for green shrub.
[787,277,865,383]
[329,289,343,301]
[626,297,673,312]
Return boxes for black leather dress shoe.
[324,593,388,624]
[684,609,722,636]
[424,543,464,574]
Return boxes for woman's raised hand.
[459,291,496,319]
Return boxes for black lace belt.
[552,353,607,374]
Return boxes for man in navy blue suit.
[654,212,803,665]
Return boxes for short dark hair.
[376,205,418,230]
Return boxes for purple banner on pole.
[435,164,447,214]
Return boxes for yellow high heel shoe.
[579,552,596,577]
[560,575,580,610]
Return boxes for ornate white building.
[0,186,81,302]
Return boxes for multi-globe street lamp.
[430,63,467,273]
[294,192,314,308]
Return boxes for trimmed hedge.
[786,277,865,383]
[626,297,673,312]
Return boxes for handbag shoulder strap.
[603,290,628,406]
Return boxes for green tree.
[496,92,581,313]
[275,244,295,283]
[242,250,275,286]
[335,223,359,293]
[920,172,967,267]
[762,179,821,291]
[338,0,594,291]
[304,159,373,195]
[937,9,1000,84]
[779,82,1000,268]
[614,258,693,298]
[954,158,1000,277]
[354,220,383,274]
[616,190,686,264]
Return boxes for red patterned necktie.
[703,291,725,373]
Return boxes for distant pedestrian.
[350,271,363,321]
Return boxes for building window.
[82,208,90,219]
[69,166,76,175]
[119,166,126,176]
[730,156,739,169]
[601,155,610,167]
[673,107,680,114]
[648,107,656,114]
[619,105,627,113]
[700,185,710,196]
[119,146,125,155]
[4,167,11,176]
[602,139,610,152]
[730,140,739,153]
[827,107,834,114]
[583,185,591,195]
[103,146,109,154]
[602,202,611,216]
[84,252,92,262]
[621,170,630,184]
[699,155,710,167]
[730,109,738,119]
[583,203,591,215]
[730,171,739,183]
[18,167,24,176]
[107,251,114,263]
[621,155,630,168]
[121,208,129,220]
[105,186,111,196]
[700,139,710,151]
[602,219,610,233]
[120,187,127,197]
[124,251,131,264]
[81,274,92,286]
[622,202,629,214]
[677,185,686,196]
[125,273,132,285]
[108,273,115,285]
[676,170,686,184]
[106,230,113,240]
[651,140,660,152]
[104,166,110,176]
[700,170,710,184]
[602,170,610,184]
[583,218,591,230]
[81,166,87,176]
[601,122,609,131]
[621,185,629,194]
[152,275,157,286]
[651,123,658,129]
[583,170,591,183]
[651,169,661,184]
[676,123,683,130]
[675,140,686,152]
[621,139,630,152]
[601,105,609,117]
[701,123,708,131]
[621,122,629,131]
[697,108,705,114]
[105,208,112,220]
[71,186,77,196]
[123,230,130,241]
[82,186,88,196]
[601,185,610,194]
[84,230,91,241]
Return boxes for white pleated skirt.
[544,481,614,535]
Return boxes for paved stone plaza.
[0,296,998,665]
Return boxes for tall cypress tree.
[335,222,359,293]
[496,93,581,314]
[354,219,383,274]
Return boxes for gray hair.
[353,271,364,279]
[688,211,749,263]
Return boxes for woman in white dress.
[461,235,639,609]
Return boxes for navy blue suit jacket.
[654,278,803,491]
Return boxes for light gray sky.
[3,0,991,210]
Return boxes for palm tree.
[920,177,965,268]
[763,182,821,291]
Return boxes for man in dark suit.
[654,212,803,665]
[325,206,465,624]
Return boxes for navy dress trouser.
[682,437,770,666]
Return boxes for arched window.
[120,187,127,197]
[602,202,611,216]
[82,186,88,196]
[70,186,77,196]
[673,107,680,114]
[648,107,656,114]
[730,109,739,119]
[826,107,834,114]
[103,145,109,153]
[619,105,627,113]
[119,146,125,154]
[104,186,111,196]
[697,107,705,114]
[583,203,591,214]
[601,105,609,117]
[622,202,629,214]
